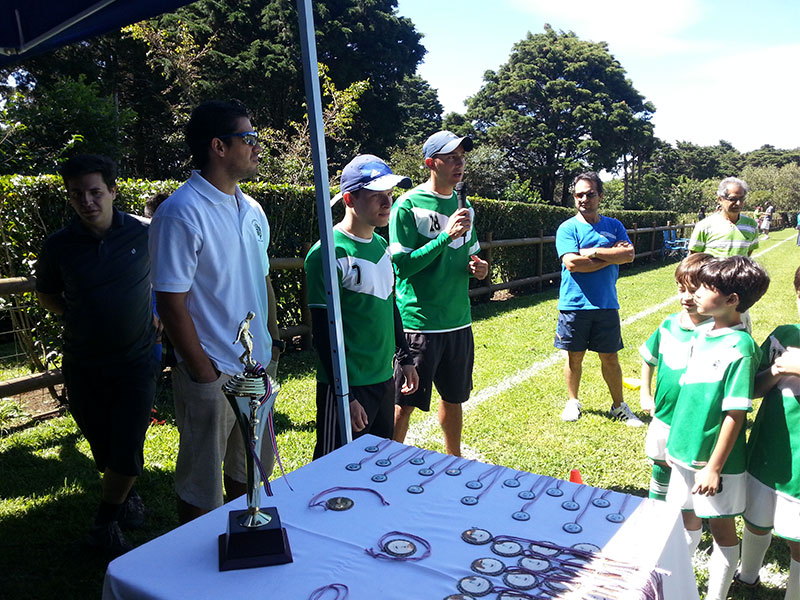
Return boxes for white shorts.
[744,474,800,541]
[666,462,745,518]
[645,417,670,462]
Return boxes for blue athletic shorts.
[554,309,623,353]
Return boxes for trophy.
[218,313,293,570]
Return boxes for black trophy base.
[218,506,293,571]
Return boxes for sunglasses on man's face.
[574,191,598,199]
[217,131,259,147]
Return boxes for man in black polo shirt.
[36,154,156,556]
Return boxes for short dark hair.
[572,172,603,196]
[185,100,250,169]
[675,252,713,289]
[60,154,117,189]
[794,265,800,293]
[697,256,770,313]
[144,191,171,219]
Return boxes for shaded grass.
[1,229,797,599]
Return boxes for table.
[103,435,699,599]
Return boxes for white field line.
[406,232,794,447]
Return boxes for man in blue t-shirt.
[554,172,641,426]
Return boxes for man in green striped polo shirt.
[688,177,759,258]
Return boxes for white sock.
[706,542,739,600]
[786,557,800,600]
[738,527,771,584]
[684,527,702,556]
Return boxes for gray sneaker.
[609,401,644,427]
[561,399,581,422]
[119,490,146,530]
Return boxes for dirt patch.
[7,385,66,422]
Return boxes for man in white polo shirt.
[150,100,282,524]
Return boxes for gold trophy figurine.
[217,313,292,570]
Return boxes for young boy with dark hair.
[639,253,714,502]
[305,155,418,458]
[665,255,770,600]
[736,265,800,598]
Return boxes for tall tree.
[395,75,443,146]
[466,25,654,204]
[1,0,425,178]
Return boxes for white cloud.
[508,0,707,56]
[646,44,800,151]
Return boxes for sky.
[394,0,800,153]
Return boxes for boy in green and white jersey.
[639,253,713,503]
[736,265,800,598]
[665,255,770,600]
[305,155,418,458]
[389,131,489,456]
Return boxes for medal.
[518,557,550,572]
[346,439,392,471]
[325,497,354,511]
[502,571,537,591]
[471,557,505,576]
[491,540,523,557]
[461,528,493,545]
[407,485,424,494]
[383,538,417,558]
[461,496,479,506]
[457,576,493,597]
[511,511,529,521]
[366,531,431,562]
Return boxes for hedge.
[0,175,679,366]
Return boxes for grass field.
[1,228,798,599]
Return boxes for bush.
[1,176,679,364]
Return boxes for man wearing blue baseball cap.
[306,155,419,457]
[389,131,489,456]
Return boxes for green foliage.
[2,0,425,179]
[466,25,654,204]
[0,76,135,175]
[395,75,443,146]
[741,164,800,214]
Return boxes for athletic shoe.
[561,399,581,422]
[86,520,133,557]
[732,571,760,588]
[609,401,643,427]
[119,490,146,530]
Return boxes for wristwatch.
[272,338,287,353]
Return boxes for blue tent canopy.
[0,0,194,65]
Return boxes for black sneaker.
[86,520,133,557]
[119,490,146,530]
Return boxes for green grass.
[1,229,798,599]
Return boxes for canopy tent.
[0,0,353,441]
[0,1,195,63]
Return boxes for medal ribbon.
[366,531,432,562]
[308,486,390,509]
[308,583,349,600]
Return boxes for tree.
[2,0,426,178]
[0,75,134,175]
[395,75,443,146]
[466,25,654,204]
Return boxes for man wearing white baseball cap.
[389,131,489,456]
[306,155,418,457]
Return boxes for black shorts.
[554,309,623,353]
[395,327,474,411]
[313,379,394,459]
[62,354,158,476]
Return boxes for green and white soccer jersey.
[747,324,800,499]
[665,325,757,473]
[389,184,481,332]
[639,313,712,426]
[688,213,759,257]
[304,227,395,386]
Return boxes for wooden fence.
[0,222,691,400]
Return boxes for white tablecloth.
[103,435,699,599]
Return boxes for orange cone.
[569,469,583,484]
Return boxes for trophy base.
[218,506,293,571]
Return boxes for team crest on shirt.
[252,220,264,242]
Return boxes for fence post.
[631,223,638,258]
[483,231,493,300]
[536,229,544,292]
[650,222,657,260]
